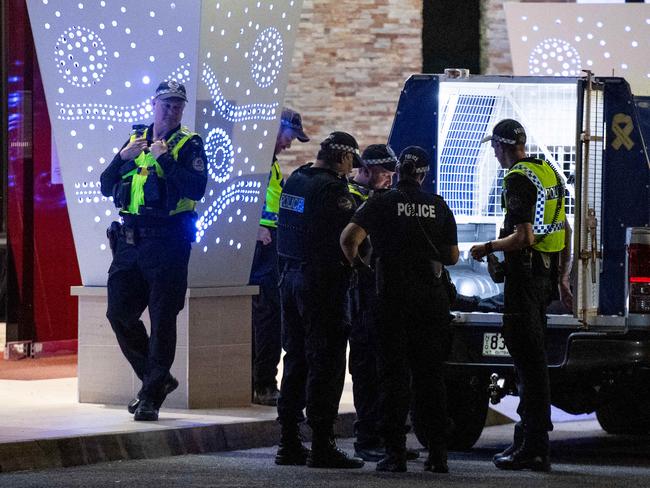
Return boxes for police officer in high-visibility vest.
[341,146,459,474]
[470,119,573,471]
[100,80,208,421]
[274,131,363,469]
[250,108,309,406]
[346,144,399,461]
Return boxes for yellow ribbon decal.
[612,113,634,150]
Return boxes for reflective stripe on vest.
[504,159,566,253]
[259,158,283,228]
[121,126,197,215]
[348,181,372,202]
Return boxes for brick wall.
[280,0,423,173]
[279,0,577,174]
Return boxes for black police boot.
[275,425,310,466]
[307,430,364,469]
[424,443,448,474]
[253,385,280,407]
[376,446,407,472]
[133,399,159,421]
[128,375,179,414]
[493,439,551,472]
[493,422,524,462]
[353,440,385,462]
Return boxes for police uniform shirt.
[100,123,208,206]
[351,180,457,263]
[502,159,538,236]
[278,164,356,263]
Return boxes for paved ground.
[2,419,650,488]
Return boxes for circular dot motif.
[250,27,284,88]
[528,38,581,77]
[205,127,235,183]
[55,26,108,88]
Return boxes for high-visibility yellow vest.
[259,158,283,228]
[120,126,197,216]
[348,180,372,203]
[504,158,566,252]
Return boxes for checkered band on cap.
[413,165,430,174]
[327,143,360,156]
[364,156,397,165]
[491,134,518,145]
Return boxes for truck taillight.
[628,228,650,315]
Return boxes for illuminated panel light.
[528,38,582,76]
[205,127,235,183]
[73,180,106,204]
[195,179,261,247]
[201,63,278,122]
[55,63,191,121]
[55,26,108,87]
[250,27,283,88]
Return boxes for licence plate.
[482,332,510,357]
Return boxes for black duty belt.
[120,225,180,242]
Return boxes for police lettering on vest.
[397,202,437,218]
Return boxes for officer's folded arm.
[340,223,368,266]
[100,140,131,197]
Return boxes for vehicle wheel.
[411,374,490,451]
[596,393,650,435]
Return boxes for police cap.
[154,79,188,102]
[481,118,526,145]
[361,144,398,172]
[320,131,363,168]
[281,108,310,142]
[397,145,430,174]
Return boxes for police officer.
[100,80,208,421]
[341,146,459,473]
[250,108,309,406]
[274,132,364,469]
[346,144,398,461]
[470,119,572,471]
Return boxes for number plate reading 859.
[482,332,510,357]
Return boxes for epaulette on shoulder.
[179,126,196,137]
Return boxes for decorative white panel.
[505,3,650,95]
[26,0,303,286]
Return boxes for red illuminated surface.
[6,0,81,342]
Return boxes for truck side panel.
[600,79,650,315]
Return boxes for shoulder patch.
[192,157,206,172]
[337,195,354,211]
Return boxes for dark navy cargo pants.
[249,228,282,391]
[106,230,190,404]
[348,269,382,449]
[502,265,554,451]
[277,261,351,431]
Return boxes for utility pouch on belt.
[113,181,131,208]
[487,253,505,283]
[441,267,457,304]
[123,226,136,245]
[106,221,122,257]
